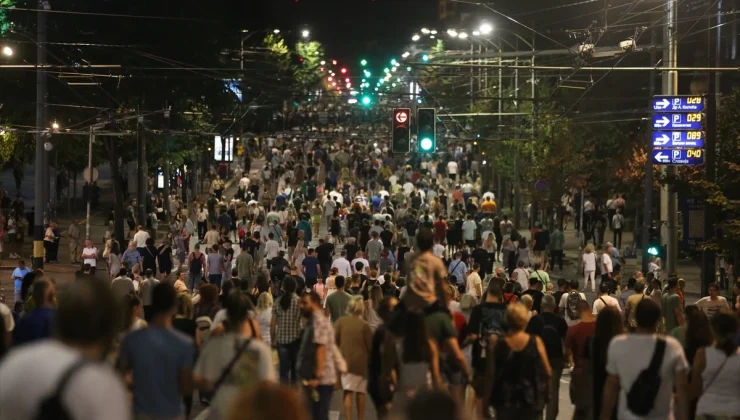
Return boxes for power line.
[0,6,216,22]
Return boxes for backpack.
[196,316,214,344]
[35,359,87,420]
[566,290,584,320]
[626,339,666,415]
[540,323,563,359]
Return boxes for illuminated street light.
[472,31,481,36]
[301,30,310,38]
[479,22,493,35]
[51,121,60,130]
[411,34,420,41]
[458,32,468,39]
[402,51,410,58]
[390,58,398,65]
[447,29,458,37]
[2,46,12,57]
[421,28,430,34]
[429,35,435,39]
[273,29,280,34]
[320,60,326,65]
[430,30,438,34]
[422,54,429,61]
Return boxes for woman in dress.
[108,241,122,281]
[335,295,373,420]
[157,236,173,278]
[582,244,597,292]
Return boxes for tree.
[0,0,14,35]
[293,40,325,95]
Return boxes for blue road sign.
[651,131,705,148]
[652,113,704,130]
[651,96,705,112]
[652,148,705,165]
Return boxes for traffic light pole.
[662,0,679,276]
[642,28,658,274]
[33,0,48,270]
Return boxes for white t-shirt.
[466,272,482,297]
[462,220,477,241]
[194,333,277,420]
[82,247,98,267]
[447,161,458,175]
[133,230,150,248]
[600,252,613,273]
[0,341,129,420]
[264,240,280,260]
[606,334,688,420]
[402,182,414,196]
[331,258,353,278]
[695,296,730,319]
[351,258,370,275]
[514,268,530,291]
[592,294,621,314]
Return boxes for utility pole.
[642,28,658,274]
[136,114,147,227]
[32,0,49,269]
[701,0,722,295]
[662,0,679,276]
[85,127,94,239]
[163,106,171,223]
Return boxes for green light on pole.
[360,59,367,66]
[390,58,398,66]
[647,246,660,256]
[384,67,390,73]
[407,66,412,71]
[364,70,371,77]
[361,96,372,105]
[420,137,433,151]
[422,54,429,62]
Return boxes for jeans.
[208,273,222,290]
[277,340,300,384]
[189,272,202,291]
[546,358,564,420]
[307,385,334,420]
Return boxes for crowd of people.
[1,135,739,420]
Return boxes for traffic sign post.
[651,95,705,167]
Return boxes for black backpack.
[35,359,87,420]
[626,338,666,415]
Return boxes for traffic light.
[361,95,372,106]
[360,59,367,66]
[647,224,663,258]
[417,108,436,153]
[392,108,411,154]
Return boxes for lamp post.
[33,0,50,269]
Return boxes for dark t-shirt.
[316,243,334,264]
[344,244,359,261]
[172,318,197,339]
[244,238,259,258]
[522,289,545,313]
[553,291,566,307]
[468,302,508,372]
[526,312,569,359]
[471,248,488,268]
[302,256,320,278]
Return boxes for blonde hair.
[506,303,530,331]
[176,293,194,319]
[584,244,594,254]
[257,292,273,312]
[347,295,365,316]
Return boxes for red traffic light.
[395,110,408,124]
[340,68,347,74]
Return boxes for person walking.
[67,220,81,264]
[483,303,552,420]
[335,295,373,420]
[271,276,303,384]
[582,244,597,292]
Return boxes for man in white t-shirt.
[133,225,150,253]
[695,283,730,319]
[0,280,129,420]
[513,261,531,292]
[331,250,353,278]
[466,263,483,298]
[351,252,370,276]
[600,298,689,420]
[432,238,446,259]
[600,247,613,284]
[446,160,458,181]
[592,282,622,314]
[80,239,99,275]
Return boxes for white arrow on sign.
[655,116,670,127]
[654,134,670,146]
[654,98,670,109]
[654,152,669,163]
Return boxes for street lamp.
[301,30,310,38]
[51,121,59,130]
[447,29,458,38]
[479,22,493,35]
[421,28,430,34]
[458,32,469,39]
[412,34,420,41]
[273,29,280,34]
[402,51,410,58]
[2,46,12,57]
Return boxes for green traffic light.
[647,246,660,256]
[361,96,371,105]
[420,137,433,151]
[422,54,429,62]
[360,59,367,66]
[390,58,398,65]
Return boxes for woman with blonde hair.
[582,244,597,292]
[256,292,273,345]
[335,295,373,420]
[483,303,552,420]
